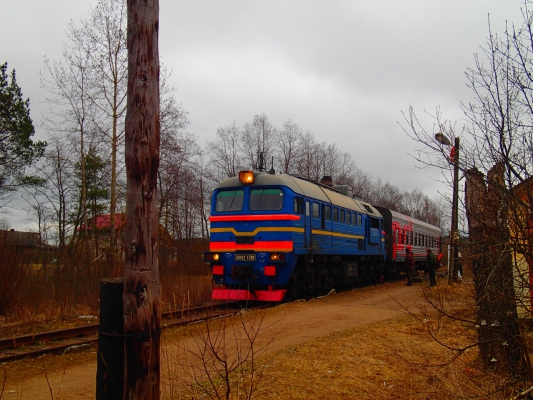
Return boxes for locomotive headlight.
[270,253,286,262]
[204,252,220,262]
[239,170,254,184]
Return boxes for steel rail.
[0,301,239,362]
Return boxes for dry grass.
[252,316,477,399]
[247,284,528,400]
[0,247,213,337]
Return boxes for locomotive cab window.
[340,209,345,223]
[250,188,283,210]
[325,205,331,220]
[333,207,339,222]
[216,189,244,212]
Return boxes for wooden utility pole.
[448,136,460,285]
[123,0,161,398]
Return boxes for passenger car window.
[216,189,244,212]
[250,188,283,210]
[313,203,320,218]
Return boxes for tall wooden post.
[448,137,460,285]
[123,0,161,398]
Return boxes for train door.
[304,200,311,249]
[392,227,398,260]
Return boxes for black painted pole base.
[96,278,124,400]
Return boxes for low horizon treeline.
[208,114,443,226]
[3,112,444,247]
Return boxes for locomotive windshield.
[216,189,244,212]
[250,188,283,210]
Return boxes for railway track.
[0,301,243,363]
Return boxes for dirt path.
[4,279,425,399]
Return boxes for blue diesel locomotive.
[204,170,389,302]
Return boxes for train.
[204,170,442,302]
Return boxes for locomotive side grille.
[369,217,380,229]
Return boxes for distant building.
[0,229,56,264]
[78,214,127,263]
[80,214,208,270]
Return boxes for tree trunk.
[123,0,160,398]
[465,165,531,378]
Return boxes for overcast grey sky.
[1,0,525,229]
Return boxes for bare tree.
[293,130,316,180]
[402,189,443,226]
[24,134,77,248]
[334,151,358,184]
[164,310,272,400]
[276,118,302,174]
[157,69,197,235]
[207,121,243,178]
[240,113,276,171]
[322,143,340,178]
[41,26,97,254]
[369,178,405,211]
[82,0,128,270]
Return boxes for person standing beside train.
[404,246,414,286]
[426,247,437,287]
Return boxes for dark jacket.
[426,252,436,270]
[404,252,415,271]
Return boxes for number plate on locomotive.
[234,254,256,262]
